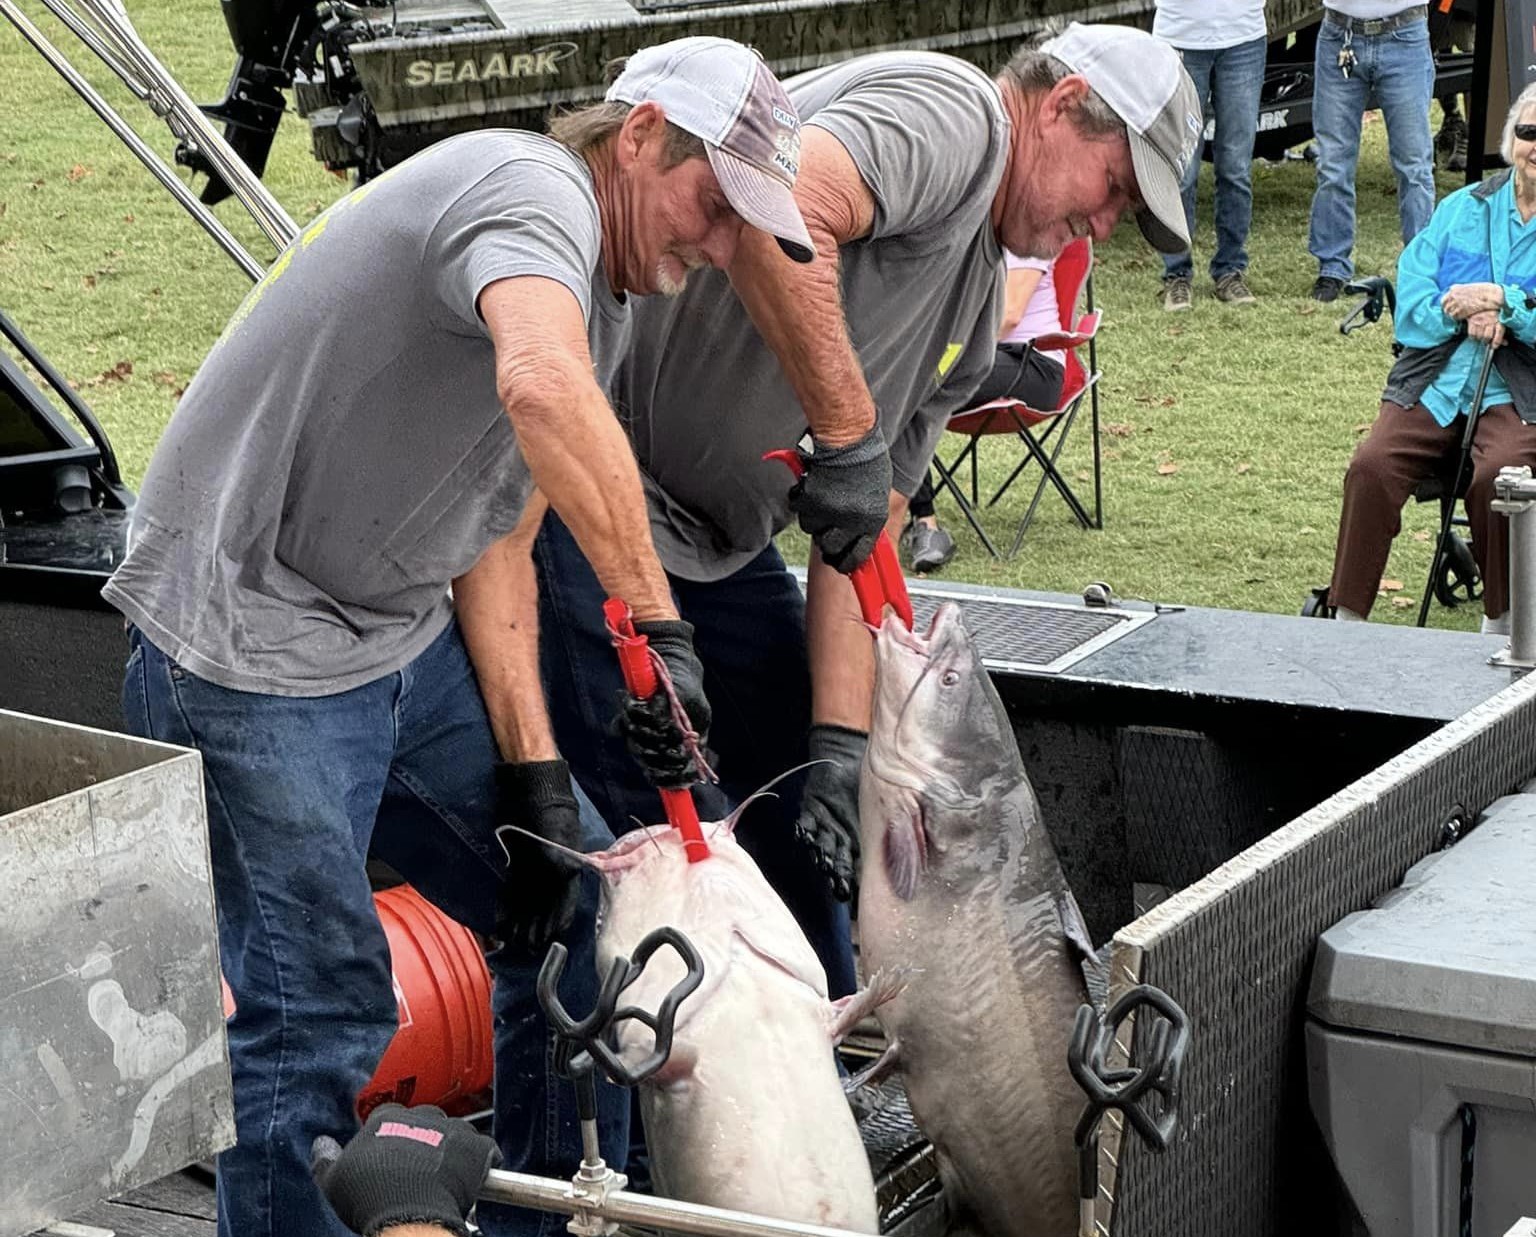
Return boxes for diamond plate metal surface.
[1100,670,1536,1237]
[908,589,1152,674]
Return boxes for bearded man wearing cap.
[534,23,1201,996]
[101,36,816,1237]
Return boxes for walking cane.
[1417,339,1499,628]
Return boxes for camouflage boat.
[263,0,1325,178]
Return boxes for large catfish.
[571,811,892,1232]
[858,602,1092,1237]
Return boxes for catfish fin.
[884,809,929,901]
[827,967,909,1044]
[844,1036,901,1094]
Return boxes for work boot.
[1213,272,1257,305]
[1437,111,1468,171]
[1311,275,1345,303]
[1161,274,1193,312]
[900,520,956,574]
[1447,124,1468,173]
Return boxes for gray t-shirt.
[617,52,1009,582]
[104,130,629,695]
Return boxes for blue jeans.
[122,620,626,1237]
[1163,36,1266,282]
[533,514,857,999]
[1308,15,1436,280]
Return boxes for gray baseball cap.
[1039,22,1202,254]
[608,37,816,263]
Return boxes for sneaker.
[900,521,956,574]
[1213,272,1257,305]
[1161,274,1193,312]
[1311,275,1345,303]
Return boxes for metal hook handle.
[537,926,705,1089]
[1069,984,1189,1152]
[1070,985,1190,1235]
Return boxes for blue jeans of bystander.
[122,619,626,1237]
[1163,36,1267,282]
[1308,14,1436,281]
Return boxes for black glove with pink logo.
[312,1103,500,1237]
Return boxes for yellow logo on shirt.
[936,342,964,380]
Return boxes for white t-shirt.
[1152,0,1266,49]
[1326,0,1424,18]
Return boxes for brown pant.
[1331,401,1536,619]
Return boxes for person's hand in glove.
[493,759,587,955]
[788,424,893,574]
[615,619,713,788]
[312,1103,501,1237]
[793,724,868,902]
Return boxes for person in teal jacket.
[1324,83,1536,634]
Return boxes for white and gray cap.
[607,36,816,263]
[1039,22,1202,254]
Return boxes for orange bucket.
[220,884,493,1116]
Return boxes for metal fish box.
[0,709,232,1237]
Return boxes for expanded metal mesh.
[1101,670,1536,1237]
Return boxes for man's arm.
[999,266,1045,340]
[726,127,878,447]
[453,491,554,762]
[480,276,675,623]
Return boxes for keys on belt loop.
[1337,30,1357,78]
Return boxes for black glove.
[793,724,868,902]
[615,619,712,788]
[493,759,586,955]
[787,424,893,574]
[312,1103,501,1237]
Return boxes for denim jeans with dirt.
[122,619,626,1237]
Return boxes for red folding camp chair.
[930,237,1104,560]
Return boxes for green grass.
[0,6,1472,627]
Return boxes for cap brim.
[1127,130,1191,255]
[707,145,816,264]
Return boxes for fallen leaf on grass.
[1160,396,1176,408]
[1105,422,1135,437]
[1378,578,1404,593]
[1236,462,1252,475]
[1353,423,1372,435]
[82,274,96,289]
[151,371,186,398]
[1391,596,1414,608]
[66,164,92,182]
[122,213,135,223]
[82,360,133,387]
[1156,462,1179,476]
[1412,530,1430,542]
[1076,471,1091,482]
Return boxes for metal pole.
[478,1167,875,1237]
[0,0,267,282]
[69,0,299,250]
[1491,466,1536,670]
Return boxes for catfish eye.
[941,669,961,687]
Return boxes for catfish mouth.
[880,600,963,658]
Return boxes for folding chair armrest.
[1032,311,1102,353]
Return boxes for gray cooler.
[1307,793,1536,1237]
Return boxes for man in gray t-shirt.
[102,37,818,1237]
[535,24,1201,995]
